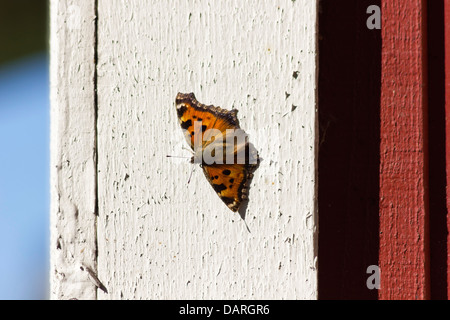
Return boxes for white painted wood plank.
[50,0,99,299]
[97,0,318,299]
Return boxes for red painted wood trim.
[445,0,450,300]
[379,0,429,299]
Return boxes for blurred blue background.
[0,1,49,299]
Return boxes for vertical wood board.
[379,0,429,300]
[96,0,318,299]
[445,0,450,299]
[50,0,98,299]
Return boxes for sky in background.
[0,53,49,299]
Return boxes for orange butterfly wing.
[202,164,255,212]
[175,92,239,151]
[175,93,259,212]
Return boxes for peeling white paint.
[50,0,98,300]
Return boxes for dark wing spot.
[177,105,187,119]
[180,119,192,130]
[213,183,227,193]
[210,176,215,181]
[222,169,231,175]
[197,118,203,121]
[193,115,197,119]
[214,175,218,179]
[201,125,207,132]
[229,185,233,189]
[221,197,235,205]
[229,178,234,183]
[191,131,195,136]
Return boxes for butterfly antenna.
[182,145,194,155]
[187,165,195,184]
[166,155,190,159]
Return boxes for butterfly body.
[175,92,259,212]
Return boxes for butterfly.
[175,92,259,212]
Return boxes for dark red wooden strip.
[318,0,380,299]
[427,0,447,300]
[445,0,450,300]
[379,0,430,299]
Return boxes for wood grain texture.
[96,0,318,299]
[50,0,99,299]
[379,0,429,299]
